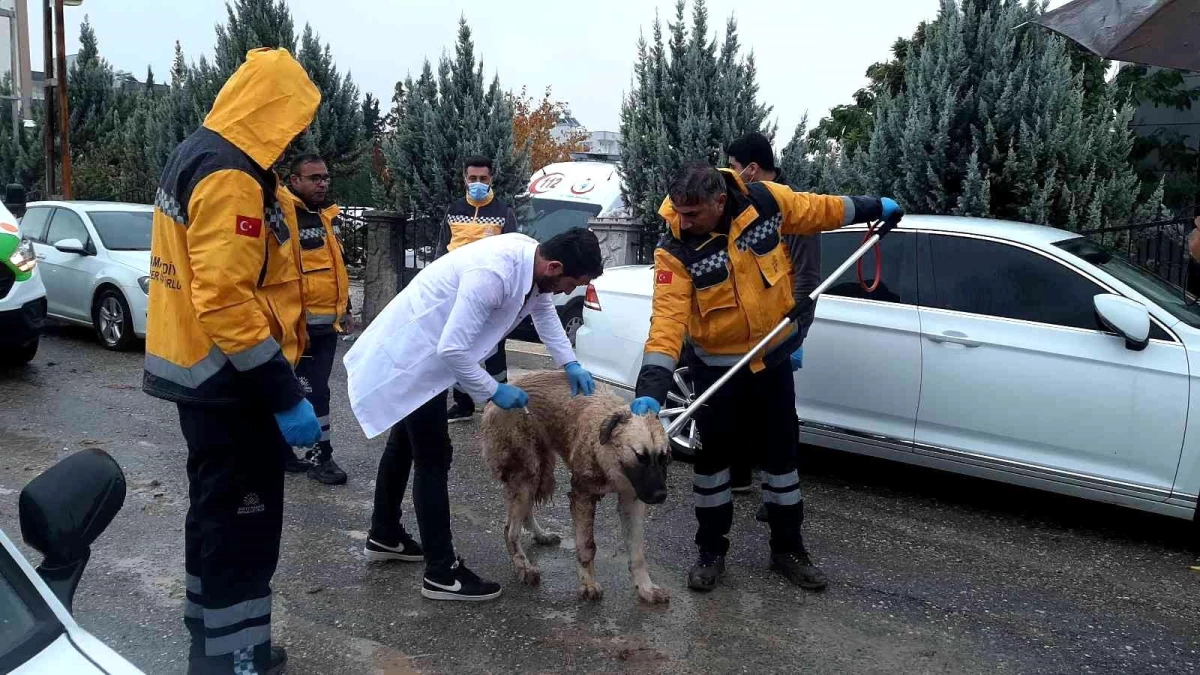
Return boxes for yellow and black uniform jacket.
[634,169,887,404]
[279,187,350,332]
[434,189,519,257]
[143,48,320,411]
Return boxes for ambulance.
[0,186,46,367]
[514,160,628,345]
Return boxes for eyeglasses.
[301,174,331,184]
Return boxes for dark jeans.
[689,357,806,555]
[370,391,457,572]
[179,403,284,668]
[296,326,337,460]
[451,337,508,411]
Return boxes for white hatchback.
[575,215,1200,521]
[20,202,153,351]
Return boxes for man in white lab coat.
[345,227,605,601]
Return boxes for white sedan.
[19,202,152,351]
[575,215,1200,521]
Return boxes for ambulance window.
[18,207,52,243]
[818,231,918,305]
[521,199,602,242]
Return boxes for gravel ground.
[1,326,1199,674]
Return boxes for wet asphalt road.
[2,327,1200,674]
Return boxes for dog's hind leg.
[505,486,541,586]
[570,489,603,601]
[525,511,561,547]
[618,490,670,605]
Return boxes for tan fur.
[482,370,671,604]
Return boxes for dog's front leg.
[618,490,670,605]
[569,489,603,601]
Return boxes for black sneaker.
[687,552,726,592]
[307,458,348,485]
[446,401,475,423]
[283,450,311,474]
[365,532,424,562]
[421,557,502,602]
[770,551,828,591]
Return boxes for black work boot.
[306,442,347,485]
[755,502,769,523]
[262,646,288,675]
[283,448,311,474]
[687,551,726,592]
[447,390,476,423]
[770,551,828,591]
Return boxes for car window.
[819,230,919,305]
[87,210,153,251]
[18,207,53,243]
[929,234,1105,331]
[45,208,90,247]
[0,543,62,671]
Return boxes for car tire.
[93,289,136,352]
[1,338,38,368]
[562,304,584,347]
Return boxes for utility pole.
[40,0,53,197]
[52,0,69,198]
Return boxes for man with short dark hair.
[346,227,603,601]
[434,155,521,423]
[727,133,820,519]
[630,163,901,593]
[279,153,352,485]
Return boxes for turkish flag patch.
[656,270,674,285]
[235,215,263,238]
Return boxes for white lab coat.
[344,233,577,439]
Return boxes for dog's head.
[599,409,671,505]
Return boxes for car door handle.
[35,254,45,260]
[926,330,980,348]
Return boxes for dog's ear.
[599,410,631,445]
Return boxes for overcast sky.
[23,0,1074,143]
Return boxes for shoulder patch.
[236,215,263,238]
[656,270,674,285]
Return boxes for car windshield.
[0,539,62,670]
[1056,236,1200,329]
[519,198,603,242]
[88,210,152,251]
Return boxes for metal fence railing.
[1081,210,1200,298]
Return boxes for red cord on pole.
[857,220,883,293]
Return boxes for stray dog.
[481,371,672,604]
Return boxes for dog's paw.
[578,581,604,602]
[516,566,542,586]
[533,532,562,547]
[637,584,671,605]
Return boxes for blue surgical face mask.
[467,182,490,201]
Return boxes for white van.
[513,161,627,345]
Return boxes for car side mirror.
[54,237,88,255]
[1094,293,1150,352]
[5,183,26,218]
[18,448,127,612]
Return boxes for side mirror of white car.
[1094,293,1150,352]
[53,237,88,255]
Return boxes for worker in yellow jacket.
[142,48,320,675]
[630,164,901,595]
[279,153,351,485]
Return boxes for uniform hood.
[203,48,321,170]
[659,168,749,239]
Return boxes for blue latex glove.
[564,361,595,397]
[630,396,661,416]
[790,347,804,372]
[881,197,901,220]
[275,398,321,447]
[491,383,530,410]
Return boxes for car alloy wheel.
[659,366,701,463]
[94,290,135,351]
[563,308,584,347]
